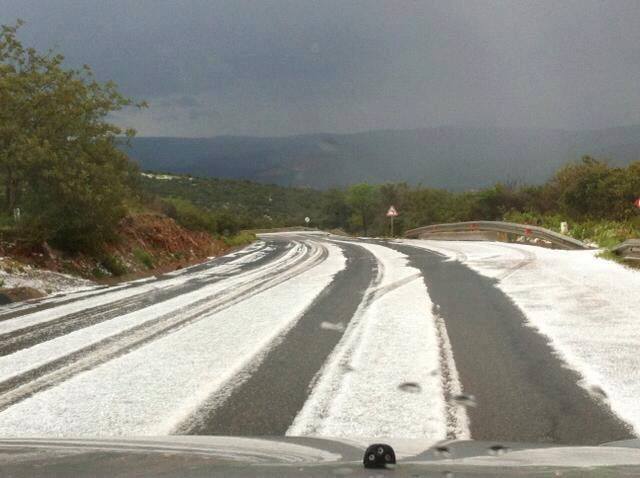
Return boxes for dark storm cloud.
[3,0,640,136]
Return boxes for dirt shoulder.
[0,212,254,302]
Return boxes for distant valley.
[125,125,640,190]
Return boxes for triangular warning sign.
[386,205,398,217]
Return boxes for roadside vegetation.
[143,157,640,248]
[1,20,637,286]
[0,22,253,283]
[139,173,324,232]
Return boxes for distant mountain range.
[124,125,640,190]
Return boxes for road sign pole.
[386,205,398,237]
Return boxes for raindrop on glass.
[398,382,422,393]
[589,385,608,399]
[435,445,451,458]
[320,321,346,332]
[488,444,509,456]
[341,363,355,373]
[452,393,477,408]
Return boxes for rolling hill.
[124,125,640,190]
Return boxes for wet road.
[0,232,633,445]
[386,241,632,444]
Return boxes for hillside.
[125,125,640,190]
[140,173,324,229]
[1,212,228,278]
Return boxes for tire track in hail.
[179,238,375,435]
[0,241,328,412]
[398,239,535,281]
[373,239,470,440]
[0,241,272,323]
[0,243,282,356]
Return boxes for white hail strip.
[288,241,461,440]
[434,314,470,440]
[0,242,305,386]
[0,243,265,318]
[401,239,640,434]
[0,241,270,317]
[0,242,269,335]
[0,240,345,436]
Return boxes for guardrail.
[404,221,593,250]
[612,239,640,261]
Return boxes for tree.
[321,188,351,230]
[346,183,379,235]
[470,183,524,220]
[0,21,146,251]
[551,156,624,220]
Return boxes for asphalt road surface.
[0,232,634,445]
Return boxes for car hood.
[1,435,640,477]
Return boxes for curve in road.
[0,232,635,447]
[386,240,633,445]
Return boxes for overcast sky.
[3,0,640,137]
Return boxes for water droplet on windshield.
[398,382,422,393]
[589,385,608,399]
[488,444,509,456]
[320,321,346,332]
[341,363,355,373]
[451,393,477,408]
[435,445,451,458]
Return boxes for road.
[0,232,637,445]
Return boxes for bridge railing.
[404,221,593,250]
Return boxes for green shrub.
[503,211,566,230]
[0,214,14,232]
[100,255,128,276]
[567,220,638,248]
[133,248,154,269]
[163,197,217,233]
[223,232,256,247]
[91,266,109,279]
[213,209,242,235]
